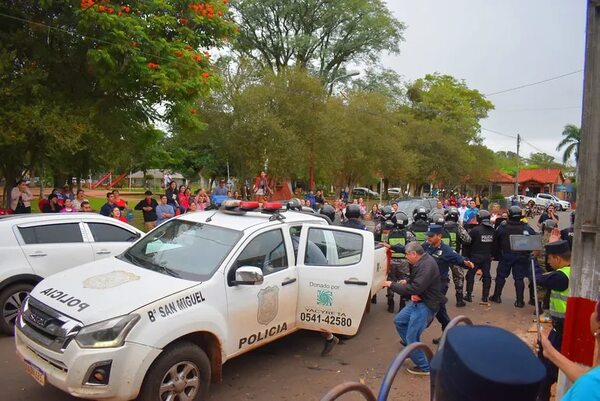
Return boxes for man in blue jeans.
[383,241,445,375]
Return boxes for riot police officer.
[439,208,472,307]
[378,205,396,242]
[385,211,415,313]
[343,204,367,230]
[490,206,538,307]
[464,210,495,304]
[318,204,336,224]
[408,207,430,242]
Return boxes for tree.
[231,0,404,84]
[527,152,562,169]
[0,0,233,203]
[556,124,581,164]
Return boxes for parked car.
[390,197,438,222]
[15,201,387,401]
[387,187,403,196]
[535,193,570,211]
[352,187,379,198]
[0,213,143,335]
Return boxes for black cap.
[544,240,570,255]
[434,325,545,401]
[144,190,153,196]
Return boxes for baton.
[529,255,543,357]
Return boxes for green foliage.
[526,152,563,169]
[231,0,405,84]
[0,0,233,200]
[556,124,580,164]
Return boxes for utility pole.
[514,133,521,196]
[557,1,600,397]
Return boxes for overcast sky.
[382,0,586,161]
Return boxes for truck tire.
[0,283,33,336]
[138,342,211,401]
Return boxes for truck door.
[296,224,374,336]
[225,228,298,357]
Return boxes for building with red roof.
[488,171,516,196]
[517,168,565,196]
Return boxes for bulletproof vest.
[412,221,428,242]
[500,221,530,253]
[444,222,459,249]
[471,225,495,256]
[388,229,408,258]
[441,229,451,247]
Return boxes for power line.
[484,70,583,97]
[493,106,581,112]
[481,127,517,139]
[482,127,556,157]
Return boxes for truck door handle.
[96,250,111,255]
[344,279,368,286]
[28,252,47,257]
[281,278,297,286]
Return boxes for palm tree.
[556,124,581,164]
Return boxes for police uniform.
[442,220,471,307]
[385,221,415,313]
[463,218,495,303]
[431,325,545,401]
[409,219,429,242]
[490,218,538,307]
[421,225,471,332]
[535,240,571,401]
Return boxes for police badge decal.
[257,286,279,325]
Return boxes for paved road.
[0,211,572,401]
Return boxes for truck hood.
[30,257,198,325]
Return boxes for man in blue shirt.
[462,199,479,227]
[388,224,474,343]
[156,194,175,225]
[213,179,228,196]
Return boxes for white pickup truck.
[15,201,388,401]
[507,193,570,211]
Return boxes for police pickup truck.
[15,201,388,401]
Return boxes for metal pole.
[514,133,521,196]
[556,1,600,397]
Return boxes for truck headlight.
[75,314,140,349]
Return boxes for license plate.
[23,359,45,386]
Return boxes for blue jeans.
[394,301,434,371]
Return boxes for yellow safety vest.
[388,236,406,258]
[549,266,570,319]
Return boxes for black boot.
[528,282,536,306]
[515,280,525,308]
[456,292,466,307]
[489,283,503,304]
[387,301,394,313]
[465,276,474,303]
[464,293,473,302]
[481,278,491,305]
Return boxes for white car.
[0,213,143,335]
[15,202,387,401]
[387,187,402,196]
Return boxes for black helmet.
[413,207,429,222]
[319,205,336,222]
[345,204,361,219]
[477,210,492,226]
[445,207,460,222]
[393,211,409,228]
[508,206,523,221]
[431,213,445,226]
[287,198,302,211]
[382,205,394,220]
[542,219,557,231]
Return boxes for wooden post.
[557,1,600,397]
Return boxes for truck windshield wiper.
[120,253,179,277]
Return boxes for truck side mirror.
[234,266,264,285]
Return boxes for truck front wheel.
[138,342,211,401]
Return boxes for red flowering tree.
[0,0,234,201]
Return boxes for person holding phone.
[538,204,559,230]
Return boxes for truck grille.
[18,297,82,353]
